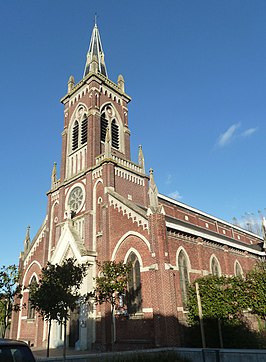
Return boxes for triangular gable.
[50,221,90,265]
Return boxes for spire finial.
[83,19,108,78]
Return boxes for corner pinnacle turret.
[83,20,108,78]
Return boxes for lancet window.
[27,275,37,319]
[178,250,190,307]
[211,256,221,276]
[126,252,142,314]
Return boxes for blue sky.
[1,0,266,266]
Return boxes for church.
[11,22,265,350]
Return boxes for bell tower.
[60,21,132,181]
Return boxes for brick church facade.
[11,22,265,350]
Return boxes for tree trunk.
[111,304,116,349]
[63,319,67,362]
[46,319,51,358]
[217,318,223,348]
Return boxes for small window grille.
[111,119,119,149]
[101,113,108,142]
[81,117,88,145]
[72,121,79,151]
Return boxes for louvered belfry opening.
[100,113,108,142]
[111,119,119,149]
[81,117,88,145]
[72,121,79,151]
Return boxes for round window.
[68,186,84,212]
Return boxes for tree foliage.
[94,261,131,309]
[245,262,266,319]
[29,258,89,357]
[0,264,22,338]
[92,261,131,349]
[187,275,247,324]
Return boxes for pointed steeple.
[83,20,108,78]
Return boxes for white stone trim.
[108,194,148,230]
[111,231,151,261]
[143,308,153,313]
[124,248,143,267]
[166,221,265,256]
[115,167,144,185]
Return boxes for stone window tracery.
[100,105,120,150]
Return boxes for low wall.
[35,347,266,362]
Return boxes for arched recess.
[111,231,151,261]
[93,178,104,251]
[100,102,124,153]
[210,255,221,276]
[48,200,59,259]
[68,103,89,154]
[67,103,88,178]
[176,248,190,307]
[234,260,243,277]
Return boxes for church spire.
[83,20,108,78]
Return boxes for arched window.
[235,261,243,277]
[72,121,79,151]
[126,252,142,314]
[111,119,119,149]
[100,113,108,142]
[211,256,220,276]
[81,117,88,145]
[27,276,37,319]
[178,250,189,306]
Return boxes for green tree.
[245,262,266,321]
[29,258,89,359]
[187,275,246,347]
[0,264,23,338]
[93,261,131,349]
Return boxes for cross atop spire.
[83,20,108,78]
